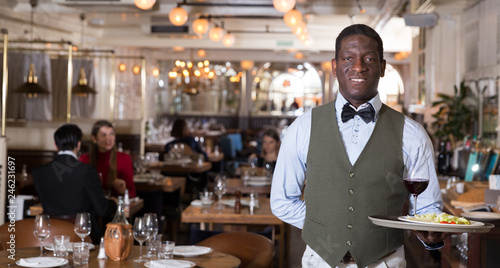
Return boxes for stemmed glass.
[403,178,430,216]
[74,212,91,243]
[133,217,149,263]
[214,174,227,210]
[263,160,274,180]
[144,213,159,258]
[33,215,51,256]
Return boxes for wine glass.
[263,160,274,179]
[33,215,51,256]
[403,178,430,216]
[133,217,149,263]
[74,212,91,243]
[144,213,159,258]
[214,174,227,210]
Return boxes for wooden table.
[147,161,212,174]
[0,246,241,268]
[134,176,186,193]
[225,178,271,195]
[182,197,285,268]
[29,199,144,219]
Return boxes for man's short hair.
[335,24,384,62]
[54,124,82,151]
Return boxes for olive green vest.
[302,101,406,268]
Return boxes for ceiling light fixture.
[72,13,96,98]
[15,0,49,98]
[209,26,224,41]
[273,0,296,13]
[222,32,235,47]
[169,6,188,26]
[192,18,210,35]
[134,0,156,10]
[356,0,366,14]
[284,9,303,28]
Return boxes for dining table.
[133,175,186,193]
[146,160,212,174]
[0,246,241,268]
[225,178,271,195]
[182,196,285,268]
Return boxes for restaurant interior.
[0,0,500,267]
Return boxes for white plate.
[16,257,68,267]
[247,180,271,186]
[220,199,252,207]
[44,242,95,252]
[398,216,484,226]
[173,246,212,257]
[461,212,500,221]
[368,215,494,233]
[249,176,269,181]
[190,199,214,207]
[145,259,196,268]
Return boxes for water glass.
[158,241,175,260]
[201,191,213,207]
[147,234,162,259]
[73,242,90,265]
[52,235,70,257]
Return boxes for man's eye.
[343,57,352,61]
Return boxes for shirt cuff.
[417,236,445,250]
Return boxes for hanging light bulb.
[134,0,156,10]
[169,6,188,26]
[222,33,235,47]
[72,68,97,98]
[273,0,296,13]
[209,26,224,42]
[284,9,303,28]
[15,0,49,98]
[192,18,209,35]
[292,21,306,36]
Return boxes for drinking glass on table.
[158,241,175,260]
[133,217,149,263]
[33,215,51,256]
[144,213,159,258]
[214,174,227,210]
[74,212,91,242]
[403,177,430,216]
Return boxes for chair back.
[196,231,274,268]
[0,218,91,250]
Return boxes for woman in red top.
[79,120,136,197]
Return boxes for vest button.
[349,172,355,178]
[347,240,352,246]
[348,206,354,212]
[348,224,353,229]
[349,189,354,195]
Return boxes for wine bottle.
[111,196,129,225]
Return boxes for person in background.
[249,128,281,172]
[270,24,445,267]
[165,118,208,161]
[33,124,116,243]
[80,120,136,198]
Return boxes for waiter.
[270,24,446,267]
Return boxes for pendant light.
[192,18,209,36]
[169,6,188,26]
[209,26,224,42]
[222,32,235,47]
[134,0,156,10]
[15,0,49,98]
[273,0,296,13]
[72,13,96,98]
[284,9,303,28]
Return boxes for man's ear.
[54,142,59,151]
[331,58,337,77]
[77,141,81,151]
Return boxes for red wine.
[403,178,429,195]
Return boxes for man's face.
[332,34,386,107]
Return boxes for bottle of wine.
[111,196,129,225]
[105,196,133,261]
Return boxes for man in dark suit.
[33,124,116,243]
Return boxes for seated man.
[33,124,116,243]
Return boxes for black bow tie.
[341,103,375,123]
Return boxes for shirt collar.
[58,150,78,160]
[335,92,382,121]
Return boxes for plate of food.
[369,213,495,233]
[461,211,500,221]
[398,213,483,226]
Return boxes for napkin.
[148,259,195,268]
[18,257,66,267]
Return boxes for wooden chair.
[0,218,92,250]
[196,231,274,268]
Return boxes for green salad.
[411,212,471,225]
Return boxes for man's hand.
[113,178,127,195]
[411,230,451,245]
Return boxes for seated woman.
[251,128,281,173]
[165,119,208,161]
[79,120,136,198]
